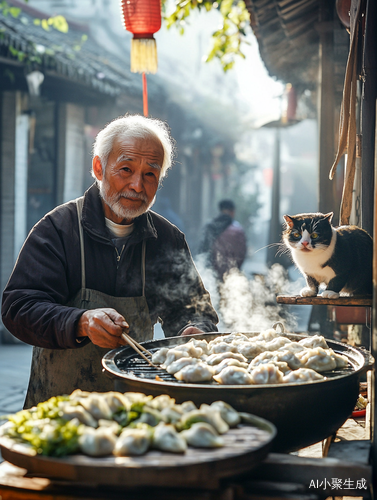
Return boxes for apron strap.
[76,196,147,297]
[76,197,86,290]
[141,239,146,297]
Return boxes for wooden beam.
[317,0,338,220]
[276,295,372,306]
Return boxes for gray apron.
[24,197,153,408]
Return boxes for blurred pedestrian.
[199,199,247,279]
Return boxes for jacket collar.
[81,183,158,244]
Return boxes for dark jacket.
[2,184,218,348]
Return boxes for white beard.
[98,179,155,221]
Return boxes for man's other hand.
[180,326,204,336]
[76,308,129,348]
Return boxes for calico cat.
[282,212,372,297]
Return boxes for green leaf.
[41,19,50,31]
[9,7,21,17]
[33,19,41,25]
[51,15,69,33]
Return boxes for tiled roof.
[0,1,143,97]
[245,0,321,87]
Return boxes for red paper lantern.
[121,0,161,74]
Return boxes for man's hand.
[180,326,205,336]
[77,308,129,348]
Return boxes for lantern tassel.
[131,38,158,74]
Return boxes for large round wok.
[102,332,373,452]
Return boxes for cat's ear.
[283,215,294,229]
[323,212,333,223]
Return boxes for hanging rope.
[329,0,363,225]
[142,73,148,117]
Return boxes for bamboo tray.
[0,417,276,489]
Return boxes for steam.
[195,255,302,333]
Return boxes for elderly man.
[2,114,218,408]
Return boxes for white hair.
[92,114,175,179]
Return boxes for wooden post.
[266,127,281,267]
[317,0,338,218]
[361,0,377,235]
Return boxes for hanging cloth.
[329,0,363,225]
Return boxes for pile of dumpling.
[1,391,256,458]
[151,331,349,385]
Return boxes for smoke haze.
[195,256,302,333]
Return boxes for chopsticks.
[121,332,158,367]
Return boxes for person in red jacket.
[199,199,247,280]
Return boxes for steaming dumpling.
[248,352,291,372]
[179,408,229,434]
[152,347,169,365]
[283,368,324,384]
[79,427,117,456]
[212,358,249,375]
[174,361,214,383]
[70,389,91,400]
[102,392,130,413]
[213,366,254,385]
[98,419,122,434]
[181,422,224,448]
[163,348,190,368]
[255,329,279,342]
[208,333,248,348]
[250,360,290,374]
[78,394,113,421]
[160,405,184,424]
[272,350,302,370]
[227,332,251,341]
[180,401,197,413]
[206,351,248,366]
[235,341,265,360]
[298,335,329,350]
[113,428,152,456]
[327,349,349,368]
[148,394,175,411]
[296,347,337,372]
[123,393,153,405]
[248,351,276,365]
[264,337,292,351]
[171,341,203,358]
[208,401,241,427]
[122,393,153,413]
[208,342,239,355]
[132,407,164,427]
[278,342,305,354]
[166,357,199,374]
[152,422,187,453]
[58,403,98,428]
[249,363,284,384]
[188,339,210,355]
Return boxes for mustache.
[117,191,149,203]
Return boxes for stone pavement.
[0,343,32,416]
[0,343,32,462]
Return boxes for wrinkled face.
[93,135,163,224]
[282,213,333,253]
